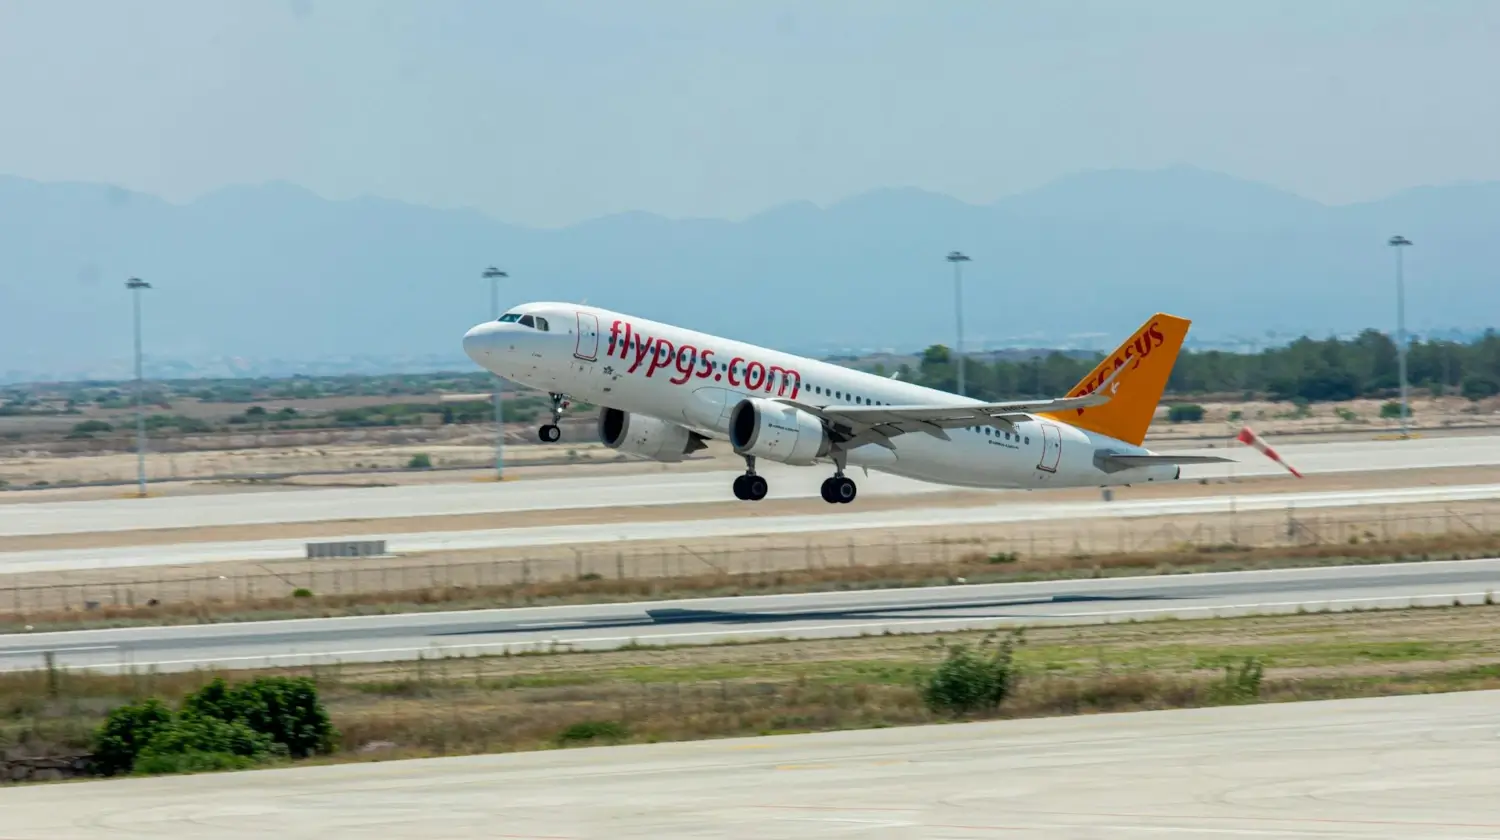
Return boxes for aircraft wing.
[772,360,1130,449]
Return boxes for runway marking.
[14,590,1498,672]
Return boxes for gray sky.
[2,0,1498,227]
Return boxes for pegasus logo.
[1072,320,1166,414]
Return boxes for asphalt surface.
[2,690,1497,838]
[3,480,1497,575]
[4,558,1497,674]
[5,434,1499,538]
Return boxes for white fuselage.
[462,302,1180,490]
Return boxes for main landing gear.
[537,392,567,443]
[820,451,856,504]
[821,474,856,504]
[732,455,857,504]
[733,455,768,501]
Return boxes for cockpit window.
[518,315,536,328]
[497,313,521,323]
[534,317,549,332]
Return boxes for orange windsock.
[1236,426,1303,478]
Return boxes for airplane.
[461,304,1234,503]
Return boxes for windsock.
[1235,426,1303,478]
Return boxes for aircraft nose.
[463,321,504,365]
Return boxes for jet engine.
[597,408,707,462]
[728,397,831,466]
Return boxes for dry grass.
[6,604,1500,771]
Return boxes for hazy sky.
[2,0,1498,227]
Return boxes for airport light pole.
[1388,235,1412,439]
[482,266,508,479]
[126,277,152,497]
[946,250,971,397]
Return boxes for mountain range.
[1,166,1496,382]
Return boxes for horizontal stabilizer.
[1096,453,1235,474]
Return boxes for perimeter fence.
[4,504,1498,617]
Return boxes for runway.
[5,558,1498,674]
[2,480,1497,575]
[4,434,1499,538]
[1,689,1496,838]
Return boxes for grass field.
[4,603,1499,777]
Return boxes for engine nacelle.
[728,397,831,466]
[597,408,706,462]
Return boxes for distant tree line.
[880,329,1500,403]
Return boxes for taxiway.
[4,557,1497,674]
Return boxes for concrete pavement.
[1,690,1496,838]
[5,557,1497,674]
[4,434,1499,538]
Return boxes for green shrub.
[556,720,629,746]
[920,630,1023,717]
[1462,375,1500,401]
[93,676,337,778]
[132,748,262,776]
[1167,404,1205,423]
[1380,401,1408,419]
[93,698,175,776]
[132,712,284,776]
[407,453,433,469]
[183,676,337,758]
[1207,657,1264,705]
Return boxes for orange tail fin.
[1039,313,1190,446]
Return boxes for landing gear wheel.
[734,456,766,501]
[538,424,561,443]
[822,475,856,504]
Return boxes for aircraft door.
[1037,422,1062,473]
[574,312,600,361]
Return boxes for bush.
[132,713,285,775]
[1167,404,1205,423]
[93,698,175,776]
[1207,657,1264,705]
[1462,375,1500,401]
[1380,401,1409,419]
[183,676,337,759]
[556,720,629,746]
[920,630,1023,717]
[407,453,433,469]
[92,676,337,777]
[71,419,113,434]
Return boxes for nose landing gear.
[538,392,568,443]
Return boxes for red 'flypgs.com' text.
[608,321,802,399]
